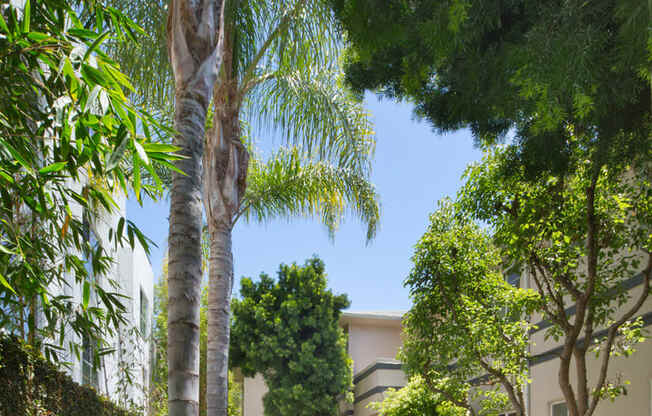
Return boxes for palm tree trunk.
[206,223,234,416]
[203,60,248,414]
[166,0,224,415]
[167,91,207,416]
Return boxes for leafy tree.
[0,0,175,363]
[230,257,353,416]
[403,200,538,416]
[330,0,650,174]
[368,375,464,416]
[403,143,651,416]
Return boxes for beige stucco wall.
[530,337,651,416]
[243,373,266,416]
[353,364,407,416]
[347,321,403,375]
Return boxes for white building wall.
[40,189,154,413]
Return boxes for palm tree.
[199,143,378,416]
[105,1,379,415]
[165,1,224,415]
[202,2,378,414]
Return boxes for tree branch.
[586,252,651,416]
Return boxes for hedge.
[0,335,138,416]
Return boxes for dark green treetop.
[330,0,650,175]
[230,257,353,416]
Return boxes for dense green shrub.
[0,335,137,416]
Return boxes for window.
[507,272,521,288]
[551,401,568,416]
[140,288,148,337]
[82,334,98,388]
[82,214,99,305]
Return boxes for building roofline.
[341,311,405,321]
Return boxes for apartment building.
[506,270,652,416]
[239,272,651,416]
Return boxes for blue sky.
[126,93,483,312]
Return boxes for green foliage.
[330,0,651,175]
[0,334,137,416]
[403,141,650,415]
[402,199,538,415]
[0,0,176,361]
[231,257,353,416]
[459,145,651,342]
[368,375,464,416]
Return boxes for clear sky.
[126,93,483,313]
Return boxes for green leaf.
[103,62,135,92]
[85,85,103,113]
[39,161,67,174]
[83,30,111,63]
[27,32,51,42]
[142,143,180,153]
[107,126,129,170]
[116,217,125,241]
[81,64,109,86]
[133,140,149,165]
[0,272,17,295]
[133,154,141,202]
[0,138,34,176]
[0,12,9,36]
[0,244,14,255]
[22,0,30,33]
[82,281,91,310]
[0,170,14,183]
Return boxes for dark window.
[82,334,98,388]
[552,402,568,416]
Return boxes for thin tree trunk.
[206,224,234,416]
[203,108,248,416]
[166,0,224,414]
[203,23,248,416]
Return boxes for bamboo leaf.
[83,30,111,63]
[39,161,67,174]
[82,281,91,310]
[0,272,17,295]
[22,0,30,33]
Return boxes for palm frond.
[244,67,376,176]
[238,147,380,242]
[229,0,339,85]
[99,0,173,116]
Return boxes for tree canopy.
[230,257,352,416]
[330,0,651,174]
[402,200,537,416]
